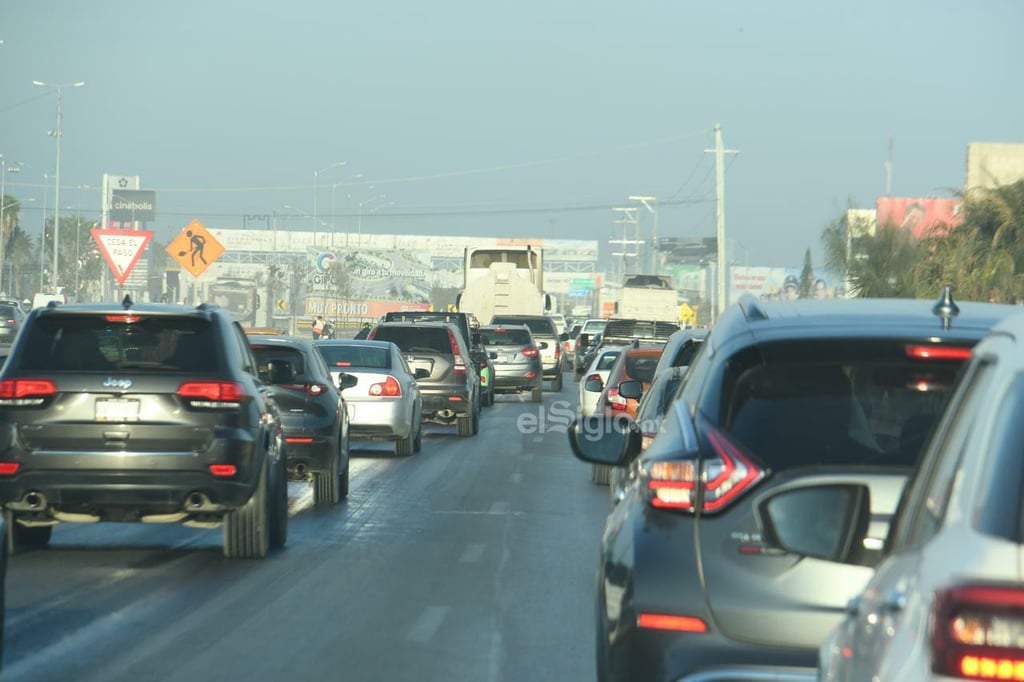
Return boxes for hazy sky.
[2,0,1021,267]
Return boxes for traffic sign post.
[91,229,154,287]
[167,220,225,278]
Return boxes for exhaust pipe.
[185,491,214,511]
[295,463,308,476]
[25,491,45,509]
[437,409,456,420]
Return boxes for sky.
[1,0,1022,268]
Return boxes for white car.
[577,346,624,418]
[314,339,425,456]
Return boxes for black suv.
[0,299,288,559]
[384,311,496,407]
[489,314,567,391]
[368,321,480,437]
[569,289,1017,681]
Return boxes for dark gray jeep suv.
[0,299,288,559]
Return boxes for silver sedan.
[314,339,425,456]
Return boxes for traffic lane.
[2,382,610,682]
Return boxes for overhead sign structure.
[91,229,154,287]
[167,220,225,278]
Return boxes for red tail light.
[906,344,973,361]
[209,464,237,477]
[554,343,561,358]
[105,314,141,324]
[0,462,20,475]
[306,383,326,396]
[642,423,765,513]
[0,378,57,400]
[637,613,709,633]
[366,328,377,340]
[177,381,247,402]
[607,388,627,411]
[521,346,539,358]
[932,584,1024,680]
[454,355,468,376]
[369,375,402,397]
[585,373,601,383]
[447,328,462,356]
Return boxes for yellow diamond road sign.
[167,220,225,277]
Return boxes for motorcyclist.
[353,322,372,340]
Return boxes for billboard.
[875,197,962,239]
[307,247,432,303]
[109,190,156,222]
[729,267,847,304]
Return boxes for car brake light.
[105,314,141,323]
[0,462,20,475]
[178,381,247,403]
[0,378,57,399]
[637,613,708,633]
[209,464,237,477]
[642,423,765,513]
[607,388,627,411]
[932,584,1024,680]
[307,383,325,396]
[521,346,539,358]
[906,345,973,361]
[369,375,402,397]
[454,355,468,376]
[285,437,314,443]
[585,373,601,383]
[447,328,462,356]
[334,361,352,367]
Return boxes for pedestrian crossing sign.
[167,220,225,277]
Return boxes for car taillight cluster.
[641,423,765,513]
[932,585,1024,680]
[0,378,57,406]
[607,388,627,411]
[369,375,402,397]
[521,346,539,358]
[454,355,468,376]
[177,381,248,408]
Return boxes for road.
[1,376,607,682]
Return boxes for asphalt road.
[2,374,607,682]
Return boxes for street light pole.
[331,173,363,233]
[312,161,346,249]
[33,80,84,293]
[628,195,658,275]
[357,194,387,243]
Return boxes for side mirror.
[583,377,604,392]
[559,332,569,342]
[488,351,498,360]
[757,484,872,563]
[337,373,359,390]
[414,368,430,380]
[567,416,640,466]
[267,359,295,385]
[538,341,549,350]
[618,379,643,400]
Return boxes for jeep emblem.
[103,377,133,390]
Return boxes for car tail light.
[209,464,237,477]
[454,355,468,377]
[641,433,657,451]
[521,346,539,358]
[447,328,462,356]
[641,423,765,513]
[932,584,1024,680]
[105,314,141,324]
[607,387,627,411]
[0,462,20,475]
[0,378,57,400]
[306,383,326,396]
[585,373,601,383]
[370,375,402,397]
[178,381,248,406]
[366,328,377,340]
[637,613,709,633]
[285,437,314,444]
[554,343,561,358]
[906,345,973,361]
[575,337,583,353]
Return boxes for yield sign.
[91,229,154,287]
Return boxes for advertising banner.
[306,247,432,303]
[109,190,156,222]
[303,299,431,320]
[729,267,848,303]
[875,197,962,238]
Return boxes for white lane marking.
[489,501,509,514]
[510,472,523,484]
[459,543,485,563]
[406,606,450,643]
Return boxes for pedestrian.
[353,322,372,340]
[312,315,325,339]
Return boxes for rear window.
[719,340,967,471]
[581,320,608,334]
[15,314,218,372]
[624,353,662,383]
[491,317,556,337]
[316,344,391,369]
[480,328,531,346]
[384,313,469,340]
[596,351,621,371]
[250,346,306,380]
[0,305,19,319]
[372,326,452,354]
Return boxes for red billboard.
[875,197,963,239]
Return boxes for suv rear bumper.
[421,390,473,417]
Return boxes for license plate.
[95,398,140,422]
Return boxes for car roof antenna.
[932,284,959,330]
[122,294,134,310]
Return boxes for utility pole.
[610,207,642,283]
[628,195,658,274]
[705,124,739,321]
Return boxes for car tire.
[339,450,350,499]
[395,430,414,456]
[552,372,564,393]
[483,386,494,407]
[314,448,341,506]
[531,386,543,403]
[269,449,288,550]
[5,513,53,555]
[413,421,423,453]
[592,464,611,486]
[457,412,475,437]
[223,459,271,559]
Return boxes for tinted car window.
[624,355,660,383]
[250,346,306,379]
[596,352,621,371]
[373,326,451,354]
[15,315,218,372]
[491,317,555,337]
[480,329,531,345]
[0,305,19,319]
[318,345,391,369]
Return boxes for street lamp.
[628,195,659,274]
[33,79,85,293]
[0,156,25,295]
[331,173,363,232]
[357,194,388,242]
[312,161,346,248]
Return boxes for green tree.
[799,248,815,299]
